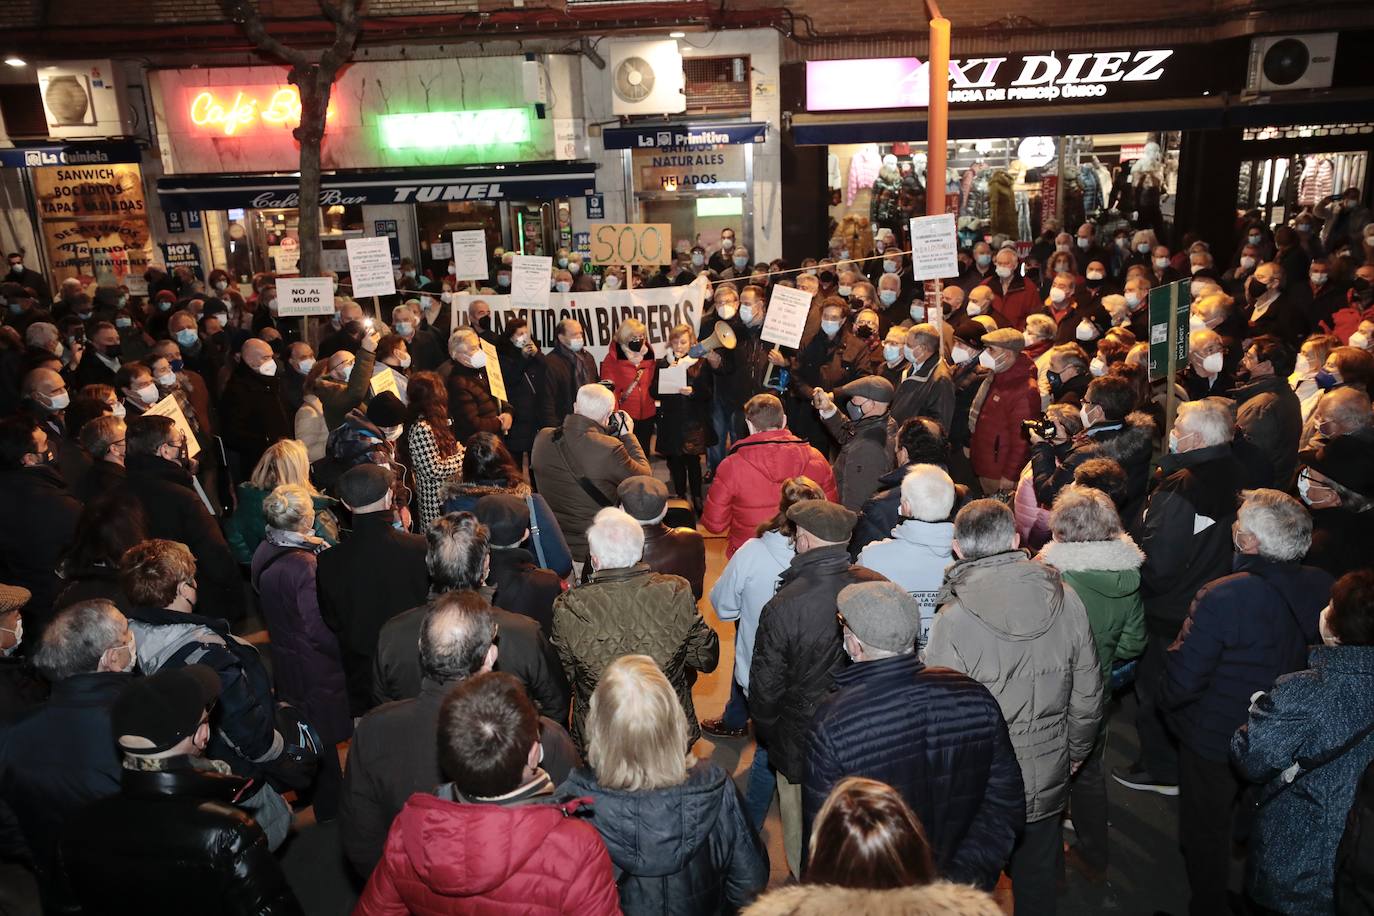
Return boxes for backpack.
[1336,756,1374,915]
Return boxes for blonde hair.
[263,483,315,533]
[250,439,318,495]
[615,318,648,345]
[586,655,690,791]
[667,322,695,346]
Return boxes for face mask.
[466,350,488,369]
[1353,332,1372,351]
[1202,352,1224,374]
[395,321,414,337]
[1311,273,1327,286]
[967,301,985,317]
[403,270,417,279]
[1056,244,1071,254]
[878,289,899,306]
[875,241,887,254]
[821,320,842,337]
[733,256,749,270]
[555,281,572,293]
[839,286,858,300]
[976,253,991,267]
[1248,234,1262,245]
[1079,404,1096,429]
[1168,431,1180,453]
[1249,278,1271,301]
[1077,237,1091,250]
[1126,291,1142,309]
[1189,315,1208,333]
[855,325,876,340]
[1240,256,1256,270]
[131,383,157,405]
[441,291,453,304]
[158,300,174,312]
[1137,243,1151,254]
[952,345,974,365]
[1050,287,1068,304]
[495,274,511,288]
[1191,264,1207,275]
[977,349,999,370]
[1046,369,1063,393]
[1297,223,1313,234]
[721,238,734,251]
[603,276,621,291]
[1086,270,1104,281]
[839,249,850,260]
[569,261,581,274]
[883,260,899,274]
[736,305,757,327]
[111,402,125,418]
[297,358,316,375]
[102,344,123,359]
[155,372,176,388]
[257,360,278,377]
[513,335,531,349]
[45,391,71,411]
[1190,281,1207,298]
[1154,257,1170,270]
[690,253,704,268]
[1089,357,1108,377]
[567,338,585,353]
[266,299,278,313]
[382,425,403,441]
[115,317,132,329]
[995,265,1014,279]
[883,344,902,363]
[1293,353,1312,376]
[1114,237,1129,250]
[9,263,22,273]
[1316,368,1339,390]
[840,398,866,422]
[909,304,925,322]
[1076,321,1096,341]
[1296,474,1315,505]
[716,303,738,321]
[174,328,199,348]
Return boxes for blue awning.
[0,141,144,169]
[156,160,597,212]
[602,122,768,150]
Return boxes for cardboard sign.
[452,230,489,281]
[761,284,814,350]
[588,222,674,266]
[279,278,335,317]
[909,213,960,281]
[480,339,508,403]
[145,394,201,459]
[510,255,554,312]
[369,365,400,399]
[345,236,398,298]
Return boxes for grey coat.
[925,550,1103,822]
[821,411,896,511]
[890,355,956,433]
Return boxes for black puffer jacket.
[59,759,302,915]
[559,760,769,915]
[1031,411,1156,507]
[748,545,888,781]
[497,342,558,454]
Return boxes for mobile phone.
[364,318,375,331]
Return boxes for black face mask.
[102,344,123,359]
[1248,278,1268,301]
[1046,369,1063,393]
[854,325,873,340]
[478,315,492,332]
[626,339,644,353]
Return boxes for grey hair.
[953,499,1017,560]
[419,590,496,683]
[900,464,955,523]
[1177,397,1235,447]
[574,383,615,422]
[1238,488,1313,562]
[1025,313,1058,341]
[427,512,490,591]
[906,324,940,353]
[262,483,315,533]
[448,327,479,358]
[79,415,125,459]
[25,321,59,349]
[1321,389,1374,432]
[35,600,124,682]
[588,507,645,570]
[1049,485,1123,543]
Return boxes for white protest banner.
[279,277,335,317]
[452,230,489,281]
[510,255,554,312]
[909,213,960,281]
[145,394,201,459]
[761,284,813,349]
[430,242,452,261]
[452,284,705,367]
[480,340,508,403]
[346,236,398,298]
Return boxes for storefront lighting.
[377,109,531,151]
[669,31,686,39]
[696,197,743,217]
[3,57,26,68]
[188,87,336,136]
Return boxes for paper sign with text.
[430,242,452,260]
[510,255,554,312]
[279,278,335,317]
[346,236,398,298]
[369,366,400,399]
[452,231,489,281]
[145,394,201,459]
[909,213,960,281]
[761,284,814,350]
[480,340,508,403]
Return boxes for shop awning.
[155,160,598,211]
[0,141,144,168]
[601,122,768,150]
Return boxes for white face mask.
[717,303,737,321]
[977,349,998,370]
[995,265,1014,279]
[1050,287,1068,304]
[1089,357,1107,377]
[448,265,457,275]
[334,362,351,381]
[739,304,755,325]
[966,302,983,317]
[951,345,974,365]
[1086,270,1104,281]
[1075,321,1097,341]
[397,353,412,368]
[1240,256,1256,270]
[1189,315,1208,333]
[513,336,531,349]
[555,281,572,293]
[1294,353,1312,376]
[1125,291,1142,308]
[603,276,621,290]
[1077,237,1091,250]
[111,402,126,418]
[134,384,159,405]
[297,358,316,375]
[155,372,177,388]
[1154,257,1170,270]
[1352,332,1372,351]
[883,344,903,363]
[1201,352,1224,374]
[1022,331,1036,348]
[0,616,21,655]
[382,425,404,441]
[1079,404,1094,429]
[466,350,488,369]
[257,359,278,377]
[1311,273,1328,286]
[567,338,585,353]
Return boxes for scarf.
[264,527,328,555]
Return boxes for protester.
[968,327,1040,494]
[814,375,896,511]
[654,323,716,513]
[444,327,511,444]
[891,323,954,430]
[403,371,465,529]
[616,475,706,599]
[226,438,339,564]
[542,319,599,424]
[601,317,658,458]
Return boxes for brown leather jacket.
[641,523,707,600]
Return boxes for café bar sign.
[806,45,1237,112]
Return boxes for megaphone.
[692,321,737,357]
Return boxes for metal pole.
[925,1,949,219]
[1164,281,1181,435]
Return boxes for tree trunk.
[292,64,333,280]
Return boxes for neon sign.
[188,87,337,137]
[377,109,531,151]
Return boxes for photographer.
[1029,374,1155,507]
[531,382,652,572]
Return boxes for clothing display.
[846,144,883,206]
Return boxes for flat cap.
[982,327,1026,352]
[838,581,922,654]
[112,664,222,755]
[835,375,895,404]
[336,463,393,508]
[617,475,669,521]
[475,494,531,546]
[786,499,857,542]
[0,583,30,614]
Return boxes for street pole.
[925,0,949,219]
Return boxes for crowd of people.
[0,192,1373,914]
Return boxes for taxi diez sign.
[587,223,674,267]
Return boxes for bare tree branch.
[217,0,309,68]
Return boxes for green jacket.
[226,483,340,565]
[551,563,719,750]
[317,349,377,431]
[1036,534,1147,684]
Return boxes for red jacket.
[1323,295,1374,344]
[600,346,657,421]
[969,354,1040,483]
[981,275,1040,330]
[356,793,621,916]
[701,428,838,556]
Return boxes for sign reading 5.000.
[588,223,674,266]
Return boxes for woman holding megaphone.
[657,323,719,515]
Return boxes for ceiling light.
[669,31,686,39]
[4,57,27,68]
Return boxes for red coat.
[600,346,657,421]
[969,354,1040,483]
[701,428,839,556]
[981,275,1040,330]
[356,793,621,916]
[1323,295,1374,343]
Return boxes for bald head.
[1316,388,1374,436]
[240,338,273,370]
[23,367,66,401]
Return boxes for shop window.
[683,57,752,115]
[203,205,363,284]
[1244,122,1374,142]
[630,139,751,254]
[416,201,501,283]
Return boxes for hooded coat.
[1036,535,1147,690]
[357,792,620,915]
[700,428,838,557]
[442,479,573,580]
[1030,411,1156,507]
[558,761,769,915]
[742,882,1002,916]
[857,519,955,647]
[925,551,1103,822]
[1231,373,1304,489]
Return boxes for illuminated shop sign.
[806,46,1240,111]
[187,86,337,136]
[376,109,532,150]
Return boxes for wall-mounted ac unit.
[1246,34,1337,93]
[608,40,685,116]
[38,60,134,139]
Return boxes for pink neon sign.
[806,58,930,112]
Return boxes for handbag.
[525,492,549,569]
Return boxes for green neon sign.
[377,109,532,151]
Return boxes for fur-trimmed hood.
[1036,533,1144,573]
[441,477,532,502]
[1092,410,1155,469]
[742,881,1001,916]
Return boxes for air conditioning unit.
[1247,34,1338,93]
[38,60,134,139]
[608,40,686,116]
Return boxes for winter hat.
[982,327,1026,353]
[475,494,530,547]
[0,583,30,614]
[837,581,921,653]
[835,375,895,404]
[366,392,406,428]
[787,499,858,543]
[336,464,393,508]
[617,476,670,522]
[112,664,222,755]
[952,321,988,347]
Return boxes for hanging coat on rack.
[987,170,1018,239]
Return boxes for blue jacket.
[804,655,1024,889]
[1160,555,1333,762]
[1232,645,1374,914]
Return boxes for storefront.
[602,121,768,258]
[148,59,594,287]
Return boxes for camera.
[606,410,627,436]
[1021,415,1058,441]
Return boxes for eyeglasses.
[835,611,851,632]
